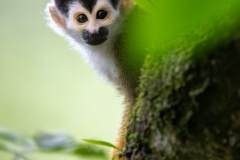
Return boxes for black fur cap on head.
[54,0,120,16]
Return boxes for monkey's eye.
[96,10,107,19]
[76,14,88,23]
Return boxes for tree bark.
[124,9,240,160]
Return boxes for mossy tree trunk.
[123,3,240,159]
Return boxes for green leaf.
[35,131,77,151]
[0,127,23,143]
[82,139,120,151]
[0,141,21,153]
[111,151,124,160]
[0,142,12,152]
[0,127,35,154]
[133,0,156,14]
[72,143,106,158]
[111,154,116,160]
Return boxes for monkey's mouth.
[82,27,109,46]
[84,36,108,45]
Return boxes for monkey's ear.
[48,6,66,28]
[120,0,135,15]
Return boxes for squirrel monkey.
[45,0,136,159]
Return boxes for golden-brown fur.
[111,100,134,160]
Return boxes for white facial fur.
[46,0,124,83]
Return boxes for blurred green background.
[0,0,123,159]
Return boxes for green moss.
[124,1,240,159]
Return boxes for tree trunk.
[124,6,240,160]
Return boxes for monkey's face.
[48,0,120,46]
[70,1,118,45]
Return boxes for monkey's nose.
[98,27,109,37]
[82,27,109,45]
